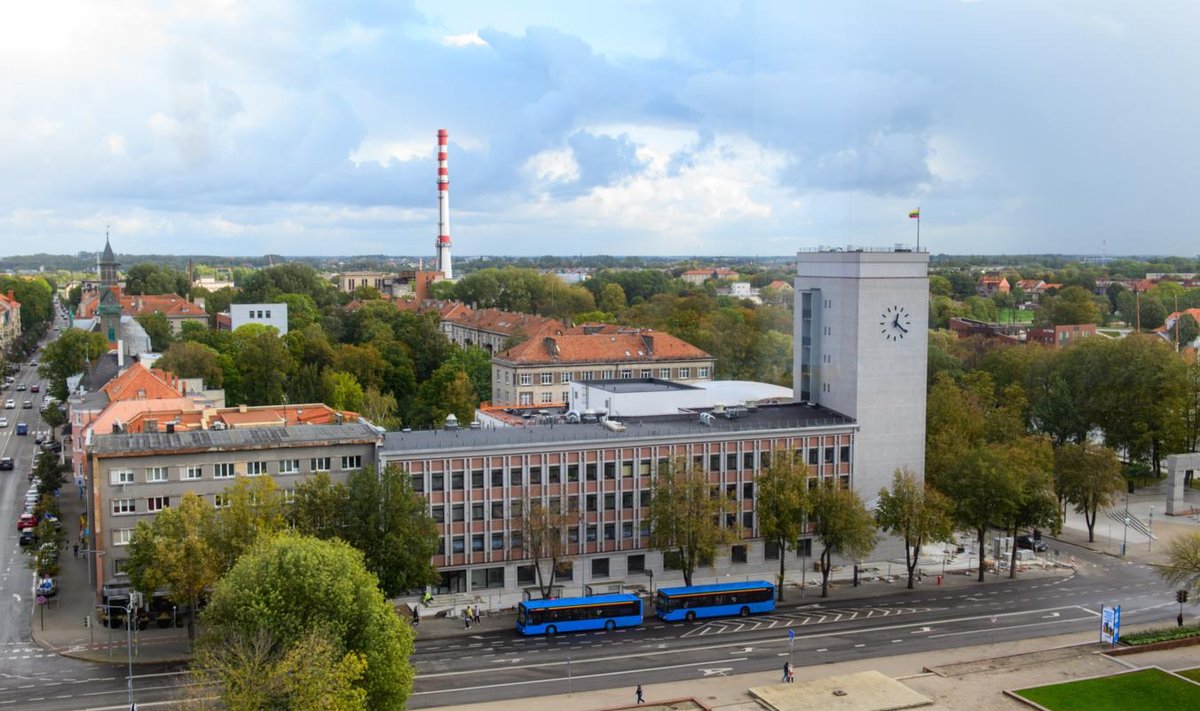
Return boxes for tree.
[445,346,493,404]
[1174,313,1200,348]
[875,469,954,589]
[520,496,580,599]
[597,282,627,314]
[38,329,109,399]
[199,535,415,710]
[410,364,477,428]
[323,370,365,412]
[1034,285,1102,326]
[1161,532,1200,605]
[756,450,810,600]
[231,324,293,405]
[156,340,224,387]
[209,477,288,572]
[127,492,221,641]
[809,481,877,597]
[291,472,348,540]
[340,465,440,597]
[361,386,401,429]
[944,443,1024,582]
[647,459,736,587]
[1055,442,1124,542]
[1001,440,1060,578]
[124,263,190,296]
[193,629,367,711]
[40,402,66,439]
[136,312,173,352]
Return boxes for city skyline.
[2,2,1198,258]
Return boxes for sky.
[2,1,1198,258]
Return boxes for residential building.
[947,317,1024,342]
[490,328,715,406]
[337,269,443,302]
[681,267,739,285]
[1027,324,1098,349]
[228,303,289,335]
[86,422,380,591]
[1016,279,1047,304]
[0,289,20,350]
[338,270,390,293]
[1155,308,1200,348]
[380,399,855,594]
[439,304,564,354]
[79,236,208,337]
[976,275,1010,297]
[717,281,761,304]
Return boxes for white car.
[4,399,13,409]
[0,417,8,427]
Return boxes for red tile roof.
[495,330,711,365]
[100,362,184,402]
[124,294,206,319]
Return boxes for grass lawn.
[1014,669,1200,711]
[1178,668,1200,683]
[997,308,1035,324]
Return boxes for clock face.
[879,305,911,341]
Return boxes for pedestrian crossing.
[680,604,941,637]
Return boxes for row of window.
[431,485,754,523]
[111,490,301,539]
[507,366,710,387]
[108,456,362,486]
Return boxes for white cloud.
[522,147,580,183]
[442,32,488,47]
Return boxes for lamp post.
[1148,506,1154,552]
[1120,488,1130,557]
[96,600,137,710]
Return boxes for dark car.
[0,457,13,470]
[19,529,35,546]
[1016,535,1048,552]
[30,384,39,393]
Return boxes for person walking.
[463,606,472,629]
[636,684,644,704]
[411,605,420,627]
[473,605,481,624]
[782,661,791,683]
[73,542,78,558]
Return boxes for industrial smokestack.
[435,129,453,280]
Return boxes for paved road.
[406,545,1174,708]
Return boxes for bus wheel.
[685,611,696,622]
[605,620,616,631]
[546,625,557,638]
[740,606,750,617]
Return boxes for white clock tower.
[793,248,930,498]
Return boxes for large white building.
[793,248,929,496]
[230,303,289,335]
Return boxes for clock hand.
[897,322,908,333]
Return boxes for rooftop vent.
[444,413,459,431]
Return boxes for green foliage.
[208,477,289,573]
[38,329,109,398]
[445,345,492,403]
[1160,531,1200,601]
[648,458,736,587]
[1034,286,1104,327]
[876,469,954,589]
[291,472,347,540]
[409,363,477,428]
[156,340,224,388]
[809,481,877,597]
[1120,624,1200,646]
[323,370,365,412]
[135,311,173,352]
[1055,443,1124,542]
[755,449,810,599]
[199,534,415,710]
[123,263,190,296]
[1015,668,1200,711]
[237,263,336,307]
[231,324,293,405]
[0,275,54,334]
[1174,314,1200,347]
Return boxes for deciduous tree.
[809,481,877,597]
[875,469,954,589]
[156,340,224,388]
[1055,442,1124,542]
[340,465,440,597]
[755,450,810,600]
[647,459,736,587]
[520,496,580,598]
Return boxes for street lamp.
[1121,512,1130,557]
[1148,506,1154,552]
[96,600,138,709]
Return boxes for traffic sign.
[36,595,47,605]
[788,628,794,641]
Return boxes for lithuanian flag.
[908,209,920,219]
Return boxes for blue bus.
[515,593,643,636]
[654,580,775,622]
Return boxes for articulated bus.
[654,580,775,622]
[515,593,643,636]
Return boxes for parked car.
[0,457,13,470]
[19,529,36,546]
[1016,534,1048,552]
[17,513,37,531]
[37,577,57,598]
[42,440,62,453]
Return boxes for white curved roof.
[693,380,794,403]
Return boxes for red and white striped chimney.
[435,129,453,280]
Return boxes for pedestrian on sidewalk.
[636,684,644,704]
[463,606,472,629]
[473,605,481,624]
[73,542,78,558]
[782,661,792,683]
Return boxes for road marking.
[414,658,749,695]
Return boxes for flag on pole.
[908,209,920,219]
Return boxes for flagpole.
[916,207,920,251]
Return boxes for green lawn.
[998,308,1035,324]
[1178,668,1200,683]
[1014,669,1200,711]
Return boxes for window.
[659,368,670,378]
[603,462,615,480]
[567,464,579,482]
[472,503,484,521]
[491,501,504,519]
[540,391,553,403]
[678,368,690,379]
[560,372,570,383]
[517,565,537,586]
[471,566,505,589]
[184,466,203,481]
[627,554,645,574]
[511,531,523,549]
[604,493,616,510]
[519,392,533,405]
[604,523,616,541]
[448,471,463,489]
[432,472,445,490]
[215,462,235,479]
[111,469,135,485]
[511,468,523,486]
[432,506,445,524]
[529,466,542,484]
[491,470,504,487]
[491,533,504,551]
[568,495,579,512]
[640,369,652,378]
[452,537,465,554]
[639,490,651,507]
[581,370,594,381]
[765,540,781,560]
[840,445,851,463]
[620,369,632,379]
[147,496,170,512]
[246,461,268,476]
[519,373,532,386]
[601,369,614,379]
[824,447,834,465]
[112,499,135,515]
[586,494,598,512]
[698,367,710,378]
[511,500,523,518]
[621,462,633,478]
[743,482,754,499]
[562,391,570,403]
[622,521,633,539]
[742,511,753,529]
[342,455,363,471]
[586,525,598,542]
[472,470,484,488]
[726,453,737,471]
[568,527,580,543]
[146,467,168,483]
[548,465,561,484]
[622,492,634,509]
[592,558,610,578]
[214,493,230,509]
[731,545,748,564]
[586,463,597,481]
[807,448,819,466]
[311,457,331,472]
[472,534,485,552]
[113,529,133,546]
[639,460,651,476]
[279,459,300,475]
[541,372,553,385]
[556,561,574,581]
[743,452,755,470]
[709,454,721,472]
[795,538,813,558]
[452,504,465,522]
